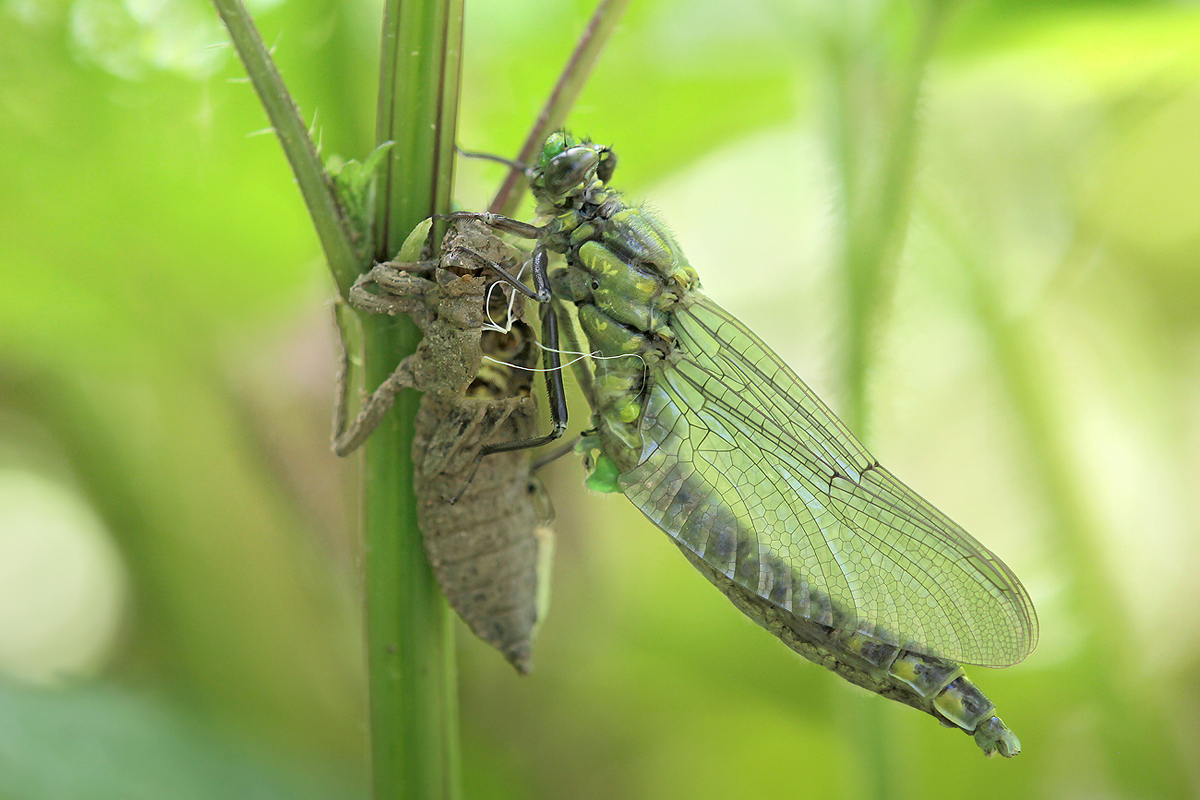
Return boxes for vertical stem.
[830,5,944,442]
[217,0,469,793]
[210,0,361,295]
[820,2,950,794]
[489,0,631,216]
[363,0,464,798]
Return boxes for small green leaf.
[328,142,396,261]
[576,434,623,494]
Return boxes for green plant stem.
[489,0,630,216]
[820,3,950,795]
[215,0,465,794]
[211,0,360,295]
[363,0,464,798]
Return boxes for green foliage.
[328,142,397,261]
[0,680,363,800]
[3,0,1200,798]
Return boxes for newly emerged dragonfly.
[334,219,553,673]
[453,132,1038,756]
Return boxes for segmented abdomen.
[411,221,554,674]
[415,377,551,674]
[673,544,1019,757]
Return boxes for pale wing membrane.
[620,293,1037,667]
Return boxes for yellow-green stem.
[823,3,951,795]
[363,0,464,798]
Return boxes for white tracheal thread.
[481,261,528,334]
[483,342,648,383]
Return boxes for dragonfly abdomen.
[672,540,1019,756]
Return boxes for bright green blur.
[3,0,1200,797]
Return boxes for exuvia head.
[528,131,617,208]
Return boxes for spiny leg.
[429,399,521,479]
[445,298,568,503]
[444,211,545,242]
[530,434,582,473]
[438,240,566,455]
[348,260,438,323]
[479,260,568,456]
[331,299,356,452]
[553,296,595,404]
[443,246,548,304]
[332,335,422,456]
[332,262,438,457]
[437,398,528,504]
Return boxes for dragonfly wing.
[619,292,1038,667]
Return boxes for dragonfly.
[334,218,553,674]
[450,131,1039,756]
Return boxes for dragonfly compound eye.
[596,148,617,183]
[541,146,599,201]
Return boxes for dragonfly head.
[528,132,616,209]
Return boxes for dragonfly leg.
[443,246,548,303]
[480,277,568,455]
[347,260,438,327]
[429,399,520,480]
[439,398,526,505]
[331,300,423,456]
[442,246,569,506]
[444,300,568,504]
[455,145,526,173]
[530,434,582,473]
[552,297,595,404]
[333,259,440,456]
[444,211,545,241]
[479,246,568,456]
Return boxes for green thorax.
[527,133,699,475]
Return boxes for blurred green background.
[3,0,1200,797]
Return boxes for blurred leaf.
[4,0,1200,797]
[0,680,364,800]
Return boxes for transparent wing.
[620,292,1038,667]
